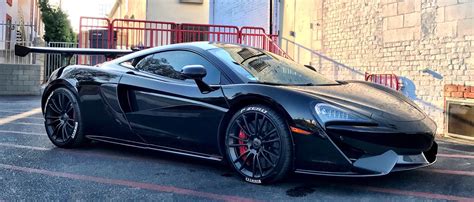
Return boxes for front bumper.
[295,141,437,176]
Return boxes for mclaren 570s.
[15,42,437,184]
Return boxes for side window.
[135,51,221,84]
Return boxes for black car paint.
[40,42,437,176]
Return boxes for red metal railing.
[110,19,178,49]
[78,17,287,65]
[178,23,240,44]
[365,72,401,91]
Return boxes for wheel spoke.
[262,128,277,139]
[65,120,75,129]
[229,134,247,142]
[258,118,267,137]
[45,116,60,120]
[65,103,73,114]
[233,150,250,164]
[241,114,253,136]
[236,120,252,137]
[262,148,279,159]
[256,152,264,177]
[46,119,60,126]
[239,152,253,171]
[57,94,64,110]
[228,143,248,147]
[262,138,280,144]
[51,122,64,138]
[254,113,259,136]
[252,154,256,178]
[48,101,61,114]
[61,123,67,141]
[260,150,275,167]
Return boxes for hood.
[284,81,425,122]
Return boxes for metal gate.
[44,42,78,81]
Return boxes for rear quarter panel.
[42,65,141,142]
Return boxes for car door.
[118,50,229,155]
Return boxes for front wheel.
[225,105,293,184]
[44,87,87,148]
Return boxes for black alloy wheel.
[225,105,292,184]
[44,87,86,148]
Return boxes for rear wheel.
[225,105,293,184]
[44,87,86,148]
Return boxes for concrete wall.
[0,64,41,95]
[293,0,474,135]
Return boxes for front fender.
[221,84,353,172]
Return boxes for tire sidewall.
[225,105,292,184]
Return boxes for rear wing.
[15,44,134,58]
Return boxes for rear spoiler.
[15,44,134,58]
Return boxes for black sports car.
[16,42,437,184]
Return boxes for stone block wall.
[0,64,41,95]
[310,0,474,134]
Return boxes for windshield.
[208,46,339,85]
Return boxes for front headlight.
[314,103,372,125]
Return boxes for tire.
[225,104,293,184]
[44,87,87,148]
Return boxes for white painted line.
[0,108,42,125]
[439,147,474,155]
[0,116,44,120]
[0,143,50,151]
[0,130,46,136]
[1,122,44,126]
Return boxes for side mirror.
[181,65,214,93]
[182,65,207,80]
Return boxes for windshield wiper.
[247,81,284,86]
[240,53,266,64]
[248,81,317,86]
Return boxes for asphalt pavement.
[0,96,473,201]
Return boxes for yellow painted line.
[0,108,42,125]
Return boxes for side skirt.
[85,135,223,162]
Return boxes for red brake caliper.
[239,130,248,161]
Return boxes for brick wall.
[445,84,474,98]
[310,0,474,134]
[0,64,41,95]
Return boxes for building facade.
[109,0,209,24]
[0,0,42,49]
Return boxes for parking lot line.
[427,169,474,177]
[0,122,44,126]
[0,163,258,202]
[0,130,45,136]
[360,186,473,201]
[438,153,474,159]
[439,147,474,155]
[0,143,50,151]
[0,108,42,125]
